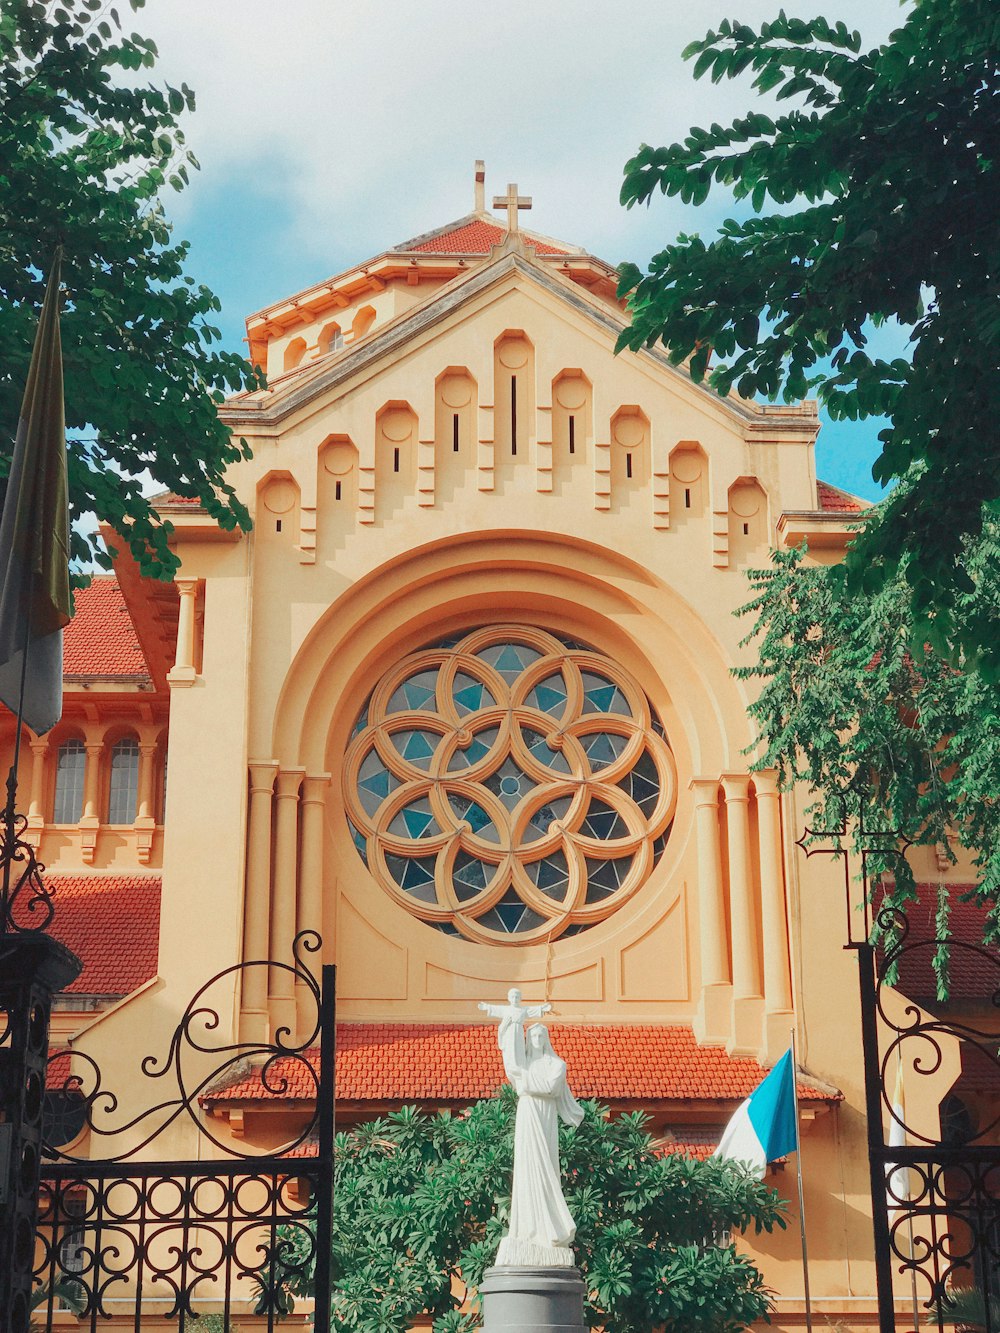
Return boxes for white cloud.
[143,0,901,268]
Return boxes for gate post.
[0,933,80,1333]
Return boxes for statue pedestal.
[480,1266,586,1333]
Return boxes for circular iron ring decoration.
[344,626,677,943]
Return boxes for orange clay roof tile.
[201,1024,841,1106]
[816,480,866,513]
[64,577,150,679]
[406,219,568,257]
[45,873,161,994]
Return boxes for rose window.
[344,626,676,943]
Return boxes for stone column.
[240,760,278,1045]
[480,1268,586,1333]
[296,772,330,1038]
[167,577,199,687]
[754,771,794,1038]
[134,741,158,865]
[79,740,102,864]
[269,767,305,1042]
[26,739,48,843]
[690,778,731,1044]
[721,773,763,1053]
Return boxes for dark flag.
[0,250,71,734]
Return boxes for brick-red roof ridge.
[398,215,571,258]
[64,577,151,680]
[201,1023,842,1106]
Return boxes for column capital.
[84,741,103,757]
[301,773,332,804]
[29,737,49,756]
[752,769,781,798]
[248,759,279,795]
[689,777,721,804]
[720,772,752,802]
[275,767,306,800]
[174,575,200,597]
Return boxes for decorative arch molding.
[271,530,748,780]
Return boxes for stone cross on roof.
[493,183,532,234]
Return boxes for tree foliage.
[736,515,1000,972]
[272,1092,785,1333]
[0,0,263,579]
[618,0,1000,678]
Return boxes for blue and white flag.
[713,1048,798,1179]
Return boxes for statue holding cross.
[493,182,532,234]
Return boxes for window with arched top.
[52,740,85,824]
[107,738,140,824]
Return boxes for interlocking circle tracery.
[344,625,677,943]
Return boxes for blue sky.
[143,0,906,503]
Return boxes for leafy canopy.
[0,0,263,580]
[736,515,1000,975]
[271,1092,785,1333]
[618,0,1000,678]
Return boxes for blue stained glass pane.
[446,727,499,770]
[584,732,626,768]
[394,730,437,767]
[402,807,436,838]
[387,669,439,714]
[585,855,631,901]
[584,684,618,713]
[524,729,571,774]
[494,644,526,675]
[494,892,527,933]
[352,706,369,737]
[404,681,436,709]
[527,852,570,900]
[523,795,572,842]
[453,852,491,901]
[349,821,368,865]
[528,679,567,715]
[402,858,435,888]
[582,672,630,716]
[581,801,627,840]
[359,768,392,798]
[449,796,499,841]
[454,683,485,713]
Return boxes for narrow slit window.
[684,488,691,509]
[568,415,575,455]
[276,519,282,532]
[107,738,140,825]
[626,453,633,479]
[393,447,400,473]
[743,522,749,535]
[335,480,342,501]
[510,377,517,456]
[53,740,85,824]
[452,413,460,452]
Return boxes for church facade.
[9,169,981,1328]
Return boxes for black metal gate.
[31,934,334,1332]
[800,815,1000,1333]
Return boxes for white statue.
[479,987,552,1069]
[480,993,584,1268]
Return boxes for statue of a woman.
[495,1020,584,1268]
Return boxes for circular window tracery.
[344,626,677,944]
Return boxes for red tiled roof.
[889,884,999,1004]
[45,874,161,995]
[658,1131,719,1161]
[406,219,568,257]
[816,480,866,513]
[64,577,150,679]
[201,1024,840,1107]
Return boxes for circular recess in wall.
[729,485,762,517]
[379,410,414,442]
[261,478,297,514]
[612,415,645,449]
[439,374,473,408]
[670,450,703,483]
[554,376,588,411]
[344,625,676,944]
[497,339,530,369]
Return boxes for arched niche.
[352,305,376,341]
[283,336,308,373]
[434,369,477,499]
[669,441,708,528]
[374,402,418,518]
[318,437,359,558]
[727,477,769,565]
[610,406,650,494]
[257,470,301,546]
[493,331,535,471]
[551,371,591,484]
[317,321,343,357]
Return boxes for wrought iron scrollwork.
[0,811,54,934]
[44,931,323,1163]
[32,937,336,1330]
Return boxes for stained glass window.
[344,626,676,943]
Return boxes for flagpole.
[790,1025,814,1333]
[1,595,32,924]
